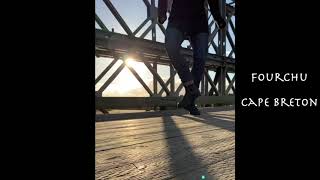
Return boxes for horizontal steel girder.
[95,29,235,71]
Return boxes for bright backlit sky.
[95,0,235,97]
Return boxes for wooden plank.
[96,111,235,151]
[96,114,234,141]
[173,152,235,180]
[96,117,198,135]
[96,115,234,137]
[96,141,234,179]
[96,111,234,179]
[96,107,235,128]
[96,134,234,166]
[96,121,233,149]
[96,122,230,151]
[96,143,234,180]
[96,109,235,129]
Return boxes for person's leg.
[178,32,208,115]
[165,27,201,115]
[190,32,208,88]
[165,26,194,85]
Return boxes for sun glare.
[97,57,153,96]
[103,58,150,95]
[124,58,146,73]
[125,58,135,67]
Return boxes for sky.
[95,0,235,97]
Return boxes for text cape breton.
[241,73,318,107]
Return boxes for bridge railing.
[95,0,235,110]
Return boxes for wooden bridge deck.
[96,106,235,180]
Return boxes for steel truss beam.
[95,0,235,104]
[96,29,235,70]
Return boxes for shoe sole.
[182,106,201,115]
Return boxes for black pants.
[165,25,208,88]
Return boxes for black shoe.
[178,84,201,109]
[184,104,201,115]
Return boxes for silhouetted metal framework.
[95,0,235,108]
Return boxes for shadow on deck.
[95,106,235,180]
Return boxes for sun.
[125,58,135,67]
[124,58,146,73]
[99,57,153,96]
[109,58,149,93]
